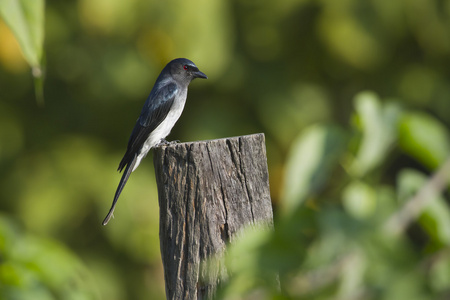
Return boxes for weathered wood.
[153,133,273,300]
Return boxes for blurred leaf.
[0,215,99,300]
[350,91,401,177]
[281,124,346,212]
[342,180,377,220]
[399,112,450,169]
[218,225,276,299]
[0,0,45,104]
[337,249,366,299]
[360,231,429,300]
[421,200,450,247]
[429,252,450,294]
[0,0,44,68]
[372,185,398,226]
[397,169,450,246]
[218,207,317,299]
[383,270,430,300]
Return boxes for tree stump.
[153,133,273,300]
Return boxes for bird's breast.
[133,90,188,171]
[150,94,186,142]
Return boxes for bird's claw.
[156,139,180,147]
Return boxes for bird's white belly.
[133,93,187,171]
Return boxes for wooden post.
[153,133,274,300]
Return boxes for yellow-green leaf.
[0,0,45,68]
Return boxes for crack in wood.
[238,137,256,222]
[206,141,230,245]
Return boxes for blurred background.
[1,0,450,299]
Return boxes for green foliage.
[0,0,45,103]
[398,169,450,247]
[342,180,376,219]
[349,92,401,177]
[0,215,98,300]
[218,93,450,299]
[399,113,450,169]
[0,0,44,68]
[282,124,346,212]
[1,0,450,299]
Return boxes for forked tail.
[102,153,137,225]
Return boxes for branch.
[384,156,450,236]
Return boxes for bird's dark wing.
[118,82,178,172]
[102,82,178,225]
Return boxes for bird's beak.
[194,70,208,79]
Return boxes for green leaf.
[429,254,450,293]
[0,0,45,68]
[0,215,99,300]
[0,0,45,104]
[282,124,346,212]
[342,180,377,220]
[350,91,401,177]
[399,112,450,169]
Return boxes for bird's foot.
[156,139,180,147]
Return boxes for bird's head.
[167,58,207,84]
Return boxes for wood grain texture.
[153,133,273,300]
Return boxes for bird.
[102,58,207,225]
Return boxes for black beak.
[194,70,208,79]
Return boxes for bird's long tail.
[102,153,137,225]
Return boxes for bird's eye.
[183,65,188,70]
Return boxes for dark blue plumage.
[103,58,207,225]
